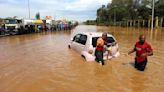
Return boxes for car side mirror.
[72,37,76,41]
[112,42,117,46]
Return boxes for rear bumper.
[81,51,120,62]
[103,51,120,60]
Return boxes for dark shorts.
[135,58,147,71]
[95,50,104,65]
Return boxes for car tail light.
[88,47,94,54]
[88,49,93,54]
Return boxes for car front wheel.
[81,55,86,60]
[68,45,71,49]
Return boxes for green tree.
[96,0,163,26]
[35,12,40,20]
[155,0,164,17]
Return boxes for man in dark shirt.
[128,35,153,71]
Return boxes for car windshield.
[92,37,115,47]
[5,19,17,24]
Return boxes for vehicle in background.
[1,17,78,36]
[68,32,120,61]
[4,18,44,35]
[0,25,5,35]
[4,18,23,35]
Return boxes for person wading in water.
[128,35,153,71]
[95,33,108,65]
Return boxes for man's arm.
[141,44,153,57]
[146,44,153,56]
[128,48,135,55]
[141,51,153,57]
[147,51,153,56]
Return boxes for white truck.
[4,18,23,35]
[4,18,35,35]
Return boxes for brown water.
[0,25,164,92]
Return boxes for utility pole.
[151,0,155,31]
[114,5,116,26]
[28,0,30,19]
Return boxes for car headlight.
[15,26,18,29]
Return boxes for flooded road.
[0,25,164,92]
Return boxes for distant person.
[42,24,45,31]
[95,33,108,65]
[128,35,153,71]
[0,25,2,35]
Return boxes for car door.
[71,34,87,54]
[104,36,116,56]
[71,34,81,52]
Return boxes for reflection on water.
[0,25,164,92]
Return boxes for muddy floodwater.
[0,25,164,92]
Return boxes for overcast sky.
[0,0,111,21]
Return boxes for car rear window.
[92,37,115,47]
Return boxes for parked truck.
[4,18,37,35]
[4,18,23,35]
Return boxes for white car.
[68,32,120,61]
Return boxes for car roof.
[79,32,114,37]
